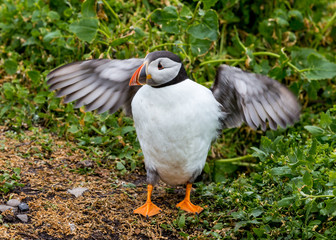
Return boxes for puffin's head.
[129,51,187,87]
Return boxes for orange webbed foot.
[133,184,162,217]
[176,199,203,214]
[134,201,162,217]
[176,183,203,214]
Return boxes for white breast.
[131,80,222,185]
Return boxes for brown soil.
[0,127,204,239]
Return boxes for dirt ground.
[0,127,205,239]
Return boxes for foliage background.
[0,0,336,238]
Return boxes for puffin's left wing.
[47,58,144,115]
[211,65,300,131]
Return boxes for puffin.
[47,51,300,217]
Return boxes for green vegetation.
[0,0,335,238]
[0,167,24,194]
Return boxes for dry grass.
[0,127,205,239]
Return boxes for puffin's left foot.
[176,199,203,214]
[176,183,203,214]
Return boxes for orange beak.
[129,63,146,86]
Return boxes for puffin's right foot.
[134,201,162,217]
[133,184,162,217]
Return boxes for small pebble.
[69,223,76,232]
[0,205,16,213]
[18,202,29,212]
[67,187,89,198]
[77,160,94,168]
[17,214,28,223]
[6,199,21,207]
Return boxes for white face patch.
[146,57,182,86]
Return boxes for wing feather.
[74,85,107,108]
[48,73,92,91]
[85,88,114,112]
[211,65,300,131]
[242,105,257,129]
[97,91,122,114]
[47,58,144,115]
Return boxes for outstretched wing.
[211,65,300,131]
[47,58,144,115]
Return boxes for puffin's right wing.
[211,65,301,131]
[47,58,144,116]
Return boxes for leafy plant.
[0,168,24,194]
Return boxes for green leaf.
[4,59,17,75]
[328,171,336,185]
[33,92,48,104]
[153,6,178,23]
[151,6,179,33]
[187,10,218,41]
[320,111,332,128]
[234,221,248,231]
[274,9,288,27]
[111,35,132,47]
[64,8,73,17]
[307,80,320,100]
[123,183,136,188]
[259,19,275,43]
[305,54,336,80]
[213,162,238,182]
[190,36,212,55]
[121,126,135,135]
[251,147,267,160]
[180,5,192,19]
[68,125,79,133]
[270,166,292,176]
[322,199,336,216]
[253,227,265,237]
[69,18,99,42]
[304,126,324,136]
[43,30,62,42]
[91,136,103,144]
[250,208,264,218]
[27,71,40,84]
[116,161,125,170]
[278,196,296,207]
[2,82,15,100]
[47,11,60,21]
[291,48,336,80]
[162,21,179,33]
[212,223,223,230]
[309,138,317,156]
[13,168,21,176]
[303,171,313,188]
[82,0,96,18]
[134,27,145,39]
[288,10,304,30]
[100,125,107,134]
[231,210,246,220]
[308,220,321,227]
[200,0,219,9]
[177,214,185,229]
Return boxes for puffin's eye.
[158,62,164,70]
